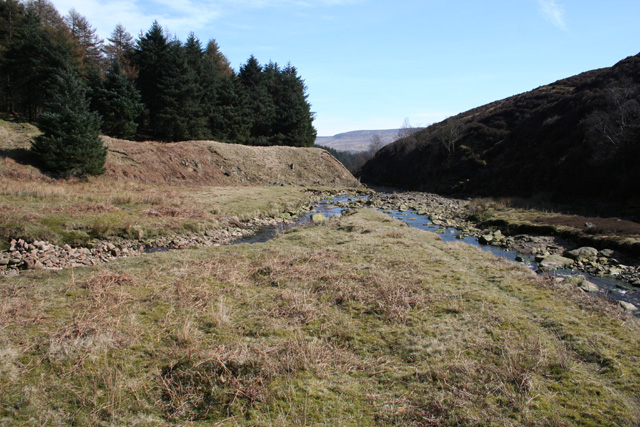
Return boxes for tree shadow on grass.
[0,147,38,168]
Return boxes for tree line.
[0,0,316,175]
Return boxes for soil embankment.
[104,137,359,187]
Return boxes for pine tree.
[2,10,74,120]
[91,60,143,139]
[134,21,169,137]
[239,55,275,145]
[155,38,208,141]
[271,64,316,147]
[31,68,105,176]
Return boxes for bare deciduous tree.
[585,83,640,160]
[368,134,384,156]
[439,118,463,155]
[397,117,417,140]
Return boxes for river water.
[238,195,639,310]
[384,208,640,308]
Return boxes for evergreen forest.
[0,0,317,148]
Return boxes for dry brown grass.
[1,208,640,425]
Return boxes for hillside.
[0,120,359,188]
[103,137,358,187]
[360,53,640,208]
[315,129,400,152]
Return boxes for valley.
[2,120,640,425]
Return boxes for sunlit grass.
[1,209,638,425]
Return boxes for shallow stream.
[384,208,640,308]
[238,194,639,310]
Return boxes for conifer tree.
[272,64,316,147]
[2,10,74,120]
[155,38,208,141]
[0,0,25,113]
[134,21,168,137]
[210,75,251,143]
[239,55,275,145]
[104,24,135,78]
[91,60,143,139]
[31,68,105,176]
[205,39,233,77]
[65,9,105,73]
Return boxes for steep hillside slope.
[360,53,640,206]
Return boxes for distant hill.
[315,129,401,152]
[360,53,640,206]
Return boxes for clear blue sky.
[51,0,640,136]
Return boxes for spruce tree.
[3,10,74,120]
[31,68,105,176]
[272,64,316,147]
[210,75,251,144]
[239,55,275,145]
[134,21,168,137]
[91,60,143,139]
[155,38,207,141]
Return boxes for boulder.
[311,213,326,223]
[599,249,615,258]
[578,280,599,293]
[539,255,574,269]
[565,247,598,262]
[478,234,494,245]
[619,301,638,312]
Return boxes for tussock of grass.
[1,209,639,425]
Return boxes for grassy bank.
[467,198,640,255]
[2,208,639,425]
[0,176,340,250]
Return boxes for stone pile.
[0,238,145,275]
[0,217,291,276]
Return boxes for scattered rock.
[479,234,494,245]
[599,249,615,258]
[619,301,638,312]
[578,280,599,293]
[565,247,599,262]
[539,255,574,269]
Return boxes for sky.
[49,0,640,136]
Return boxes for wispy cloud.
[51,0,358,39]
[537,0,567,31]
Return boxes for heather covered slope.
[360,53,640,207]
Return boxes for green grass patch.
[1,209,639,425]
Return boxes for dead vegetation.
[2,209,639,425]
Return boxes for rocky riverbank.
[353,192,640,288]
[0,216,292,276]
